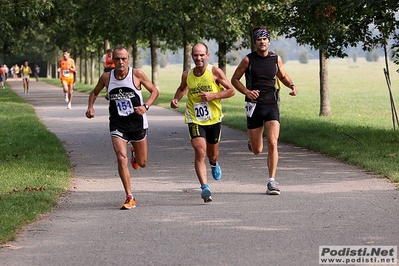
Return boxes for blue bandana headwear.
[253,29,270,41]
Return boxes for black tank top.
[245,51,279,104]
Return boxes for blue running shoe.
[211,164,222,180]
[201,185,212,203]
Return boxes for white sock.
[268,178,275,183]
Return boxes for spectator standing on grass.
[86,46,159,210]
[170,42,235,203]
[21,61,32,94]
[0,65,5,89]
[231,25,298,195]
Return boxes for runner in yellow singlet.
[21,61,32,94]
[170,42,235,203]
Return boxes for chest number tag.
[116,98,134,116]
[194,102,211,121]
[63,70,70,77]
[245,102,257,117]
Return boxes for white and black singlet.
[107,67,148,133]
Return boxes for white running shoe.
[67,102,72,109]
[64,93,69,102]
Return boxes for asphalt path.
[1,79,398,266]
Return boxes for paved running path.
[1,79,398,265]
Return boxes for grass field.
[1,57,398,244]
[0,87,71,243]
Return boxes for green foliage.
[280,0,399,60]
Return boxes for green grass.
[0,86,71,244]
[1,57,398,244]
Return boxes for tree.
[0,1,54,56]
[280,0,399,117]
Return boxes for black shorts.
[247,104,280,129]
[110,128,147,143]
[188,123,221,144]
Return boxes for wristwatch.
[143,104,149,111]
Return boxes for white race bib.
[116,98,134,116]
[194,102,211,121]
[245,102,257,117]
[63,69,70,77]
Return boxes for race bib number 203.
[194,102,212,122]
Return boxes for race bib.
[63,69,70,77]
[245,102,256,117]
[194,102,211,121]
[115,98,134,116]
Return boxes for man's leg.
[131,138,147,168]
[248,126,264,155]
[61,80,68,94]
[67,83,73,103]
[111,137,131,196]
[192,137,213,202]
[191,137,208,186]
[264,120,280,178]
[206,142,219,163]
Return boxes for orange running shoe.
[120,196,136,210]
[130,145,139,170]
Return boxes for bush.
[365,50,380,62]
[274,47,287,64]
[298,50,309,64]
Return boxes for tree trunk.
[47,61,52,78]
[98,46,101,78]
[183,42,191,72]
[54,50,58,79]
[218,42,227,74]
[84,50,89,84]
[132,41,138,68]
[91,53,95,85]
[79,48,83,83]
[150,35,159,90]
[319,49,331,116]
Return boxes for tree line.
[1,0,398,116]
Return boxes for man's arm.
[231,57,259,101]
[276,56,298,96]
[132,69,159,115]
[170,71,188,109]
[86,73,109,118]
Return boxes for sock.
[127,194,133,199]
[268,178,275,183]
[209,160,218,166]
[201,184,209,190]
